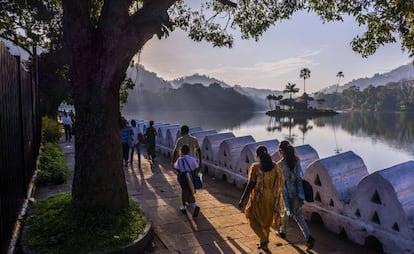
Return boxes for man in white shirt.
[129,120,142,168]
[61,111,73,142]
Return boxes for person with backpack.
[276,140,315,251]
[174,145,200,218]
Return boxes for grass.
[22,193,146,254]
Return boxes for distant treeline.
[124,83,261,112]
[317,80,414,111]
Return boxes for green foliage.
[320,80,414,111]
[0,0,62,56]
[171,1,414,58]
[37,142,68,185]
[120,77,135,108]
[22,193,146,254]
[41,116,61,144]
[38,47,71,118]
[124,82,258,112]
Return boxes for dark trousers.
[122,143,129,163]
[147,142,156,160]
[130,143,141,167]
[64,124,72,141]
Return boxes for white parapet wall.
[190,130,217,146]
[238,139,279,177]
[216,136,255,183]
[179,126,203,138]
[201,132,235,175]
[136,120,148,134]
[165,126,181,149]
[142,120,414,253]
[270,144,318,174]
[294,144,319,173]
[344,161,414,253]
[156,125,179,156]
[157,124,179,146]
[303,151,369,234]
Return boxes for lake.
[123,110,414,173]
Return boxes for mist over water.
[124,110,414,173]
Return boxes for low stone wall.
[190,130,217,145]
[216,135,255,174]
[201,132,235,172]
[148,120,414,254]
[238,139,279,177]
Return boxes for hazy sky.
[140,10,412,93]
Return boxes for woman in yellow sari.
[238,146,284,251]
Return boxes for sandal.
[257,240,269,250]
[306,235,315,251]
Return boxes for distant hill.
[123,82,263,113]
[170,73,230,89]
[319,62,414,94]
[126,65,173,93]
[125,65,280,111]
[126,62,414,111]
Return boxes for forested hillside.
[124,83,264,113]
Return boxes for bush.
[22,193,147,254]
[42,116,61,144]
[37,142,68,185]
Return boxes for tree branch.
[217,0,237,8]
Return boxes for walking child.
[174,144,200,217]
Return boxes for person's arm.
[171,139,181,164]
[238,164,257,209]
[238,180,255,209]
[196,147,202,170]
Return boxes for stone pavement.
[34,140,377,254]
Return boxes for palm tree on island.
[300,68,311,94]
[283,82,300,110]
[336,71,344,93]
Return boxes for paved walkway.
[34,140,377,254]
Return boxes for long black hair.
[279,140,298,171]
[256,146,273,172]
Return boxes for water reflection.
[267,112,414,157]
[267,115,315,145]
[315,112,414,156]
[124,110,256,132]
[125,110,414,171]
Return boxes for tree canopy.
[2,0,414,212]
[2,1,413,57]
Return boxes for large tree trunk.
[62,0,175,211]
[72,74,129,210]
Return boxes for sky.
[140,10,412,93]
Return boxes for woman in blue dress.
[276,140,315,251]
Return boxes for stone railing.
[135,120,414,254]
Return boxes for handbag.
[183,158,203,190]
[193,172,203,189]
[302,179,314,202]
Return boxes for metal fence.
[0,42,41,254]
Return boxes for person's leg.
[248,219,267,247]
[278,211,288,238]
[292,210,315,250]
[129,144,135,164]
[64,125,69,141]
[293,211,310,239]
[68,125,72,141]
[122,144,129,164]
[137,144,141,168]
[180,189,187,213]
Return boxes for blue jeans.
[129,143,141,167]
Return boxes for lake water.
[124,110,414,173]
